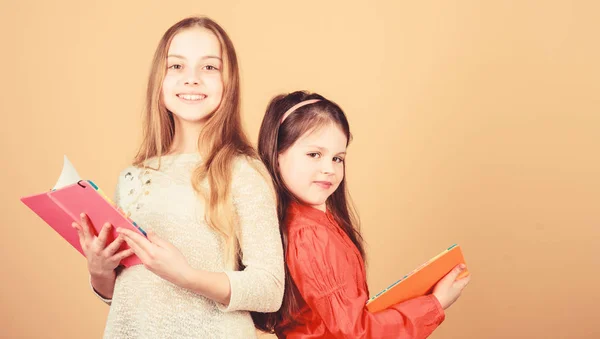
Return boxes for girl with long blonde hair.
[71,16,284,338]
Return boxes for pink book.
[20,155,144,267]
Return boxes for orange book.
[366,244,469,313]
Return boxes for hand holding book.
[20,155,145,267]
[72,213,135,276]
[366,244,471,313]
[432,263,471,309]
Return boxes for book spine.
[87,180,146,236]
[47,192,79,223]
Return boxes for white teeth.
[178,94,205,100]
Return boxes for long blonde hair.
[133,16,256,270]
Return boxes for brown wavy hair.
[255,90,366,333]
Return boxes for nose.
[321,159,334,174]
[183,68,201,86]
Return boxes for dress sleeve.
[287,225,445,338]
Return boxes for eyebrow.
[306,145,346,155]
[167,54,222,61]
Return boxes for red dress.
[276,202,445,339]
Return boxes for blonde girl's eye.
[203,65,219,71]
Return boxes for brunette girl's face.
[162,27,224,123]
[278,122,347,212]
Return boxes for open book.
[20,155,144,267]
[366,244,469,313]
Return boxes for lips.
[314,181,333,189]
[177,93,207,101]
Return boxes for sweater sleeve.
[219,158,285,312]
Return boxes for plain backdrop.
[1,1,599,338]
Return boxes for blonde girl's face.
[162,27,224,123]
[278,123,347,212]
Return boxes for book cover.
[20,155,144,267]
[366,244,469,313]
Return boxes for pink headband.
[280,99,321,124]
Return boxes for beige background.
[1,0,599,338]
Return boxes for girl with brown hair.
[257,90,471,338]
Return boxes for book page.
[52,155,82,190]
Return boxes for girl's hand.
[117,228,192,287]
[72,213,134,277]
[432,264,471,309]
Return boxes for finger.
[457,268,470,280]
[146,230,169,248]
[122,235,151,263]
[95,222,113,249]
[118,228,154,252]
[454,273,471,290]
[104,235,126,256]
[111,248,135,263]
[442,264,467,284]
[72,222,86,250]
[79,213,94,241]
